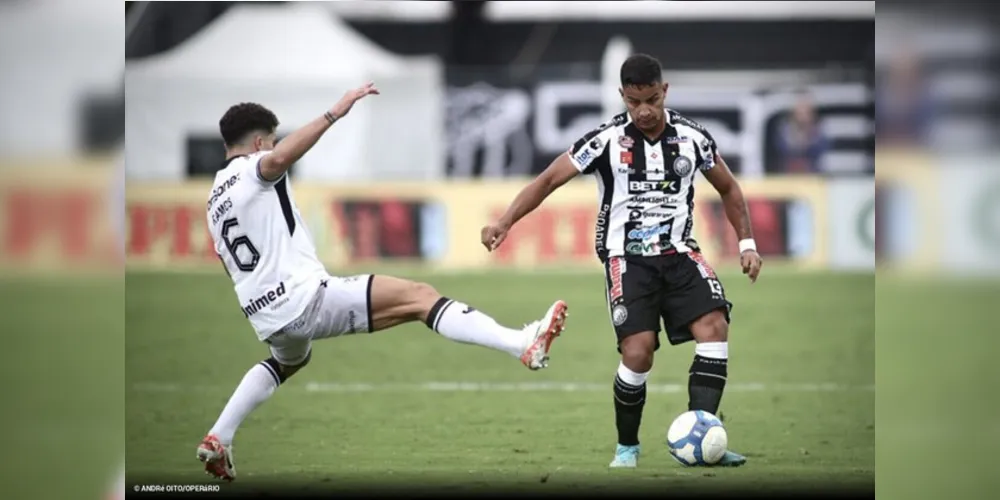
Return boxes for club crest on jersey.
[618,135,634,149]
[612,304,628,326]
[673,156,694,176]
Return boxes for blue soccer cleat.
[715,449,747,467]
[669,448,746,467]
[609,444,640,468]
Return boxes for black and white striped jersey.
[567,109,719,263]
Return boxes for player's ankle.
[206,432,232,447]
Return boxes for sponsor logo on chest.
[626,240,660,255]
[629,180,681,194]
[627,224,672,240]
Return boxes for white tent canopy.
[125,3,444,181]
[0,0,122,158]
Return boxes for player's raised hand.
[329,82,380,120]
[480,224,510,252]
[740,249,763,283]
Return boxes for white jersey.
[206,152,326,340]
[567,109,719,262]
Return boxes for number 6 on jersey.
[221,217,260,272]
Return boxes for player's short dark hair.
[219,102,279,147]
[620,54,663,87]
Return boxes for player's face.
[621,83,668,132]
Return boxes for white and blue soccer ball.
[666,410,728,466]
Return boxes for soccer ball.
[666,410,728,466]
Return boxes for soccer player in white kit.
[197,82,569,481]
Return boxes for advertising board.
[827,178,875,270]
[0,160,120,274]
[124,176,828,272]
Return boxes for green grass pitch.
[0,274,124,500]
[125,267,873,495]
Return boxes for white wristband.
[738,239,757,254]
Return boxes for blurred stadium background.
[3,0,998,498]
[122,0,880,273]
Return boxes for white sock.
[616,361,650,387]
[695,341,729,360]
[426,298,526,357]
[208,361,281,445]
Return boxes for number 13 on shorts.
[706,278,725,299]
[689,252,726,300]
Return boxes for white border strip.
[320,0,875,23]
[133,381,874,394]
[324,0,453,22]
[485,1,875,22]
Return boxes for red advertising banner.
[0,162,120,274]
[124,177,829,272]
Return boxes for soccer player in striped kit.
[484,54,762,468]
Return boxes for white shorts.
[264,274,374,366]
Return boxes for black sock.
[688,355,727,415]
[613,374,646,446]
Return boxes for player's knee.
[407,281,441,320]
[621,348,654,373]
[273,350,311,381]
[619,333,656,372]
[691,310,729,343]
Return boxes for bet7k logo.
[629,180,680,194]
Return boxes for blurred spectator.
[774,91,830,173]
[875,48,936,147]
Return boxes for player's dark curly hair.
[219,103,279,147]
[620,54,663,87]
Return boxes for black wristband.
[324,111,337,124]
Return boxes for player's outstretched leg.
[197,342,313,480]
[688,309,745,467]
[369,275,568,370]
[609,331,656,468]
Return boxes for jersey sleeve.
[242,151,286,187]
[670,110,719,172]
[695,128,719,172]
[568,128,612,175]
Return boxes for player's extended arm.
[482,153,580,251]
[702,153,752,241]
[258,82,379,182]
[498,152,579,230]
[257,115,334,182]
[702,153,763,282]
